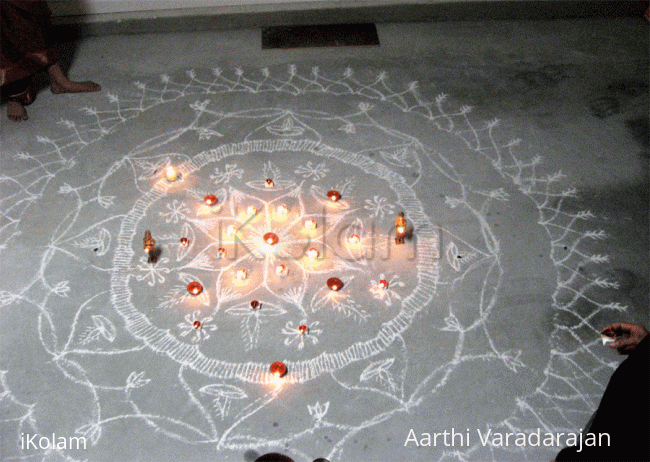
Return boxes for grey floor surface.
[0,17,648,462]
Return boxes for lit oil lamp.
[307,248,319,259]
[143,230,156,254]
[247,206,257,217]
[236,268,248,280]
[270,361,287,378]
[180,237,189,247]
[304,218,317,229]
[349,234,360,244]
[327,277,343,291]
[276,204,288,215]
[216,247,227,258]
[193,320,202,330]
[187,281,203,295]
[276,264,289,277]
[250,300,260,310]
[226,225,237,236]
[298,325,309,335]
[204,194,217,206]
[265,178,274,188]
[327,190,341,202]
[379,279,389,289]
[165,166,178,182]
[395,211,406,245]
[264,232,279,246]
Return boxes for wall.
[47,0,648,24]
[49,0,424,16]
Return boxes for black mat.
[262,23,379,49]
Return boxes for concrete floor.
[0,17,648,462]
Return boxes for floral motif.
[136,256,171,286]
[369,274,405,306]
[294,161,329,180]
[307,401,330,422]
[210,163,244,184]
[363,196,394,218]
[177,310,217,343]
[159,200,190,224]
[282,319,322,350]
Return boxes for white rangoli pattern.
[0,65,621,462]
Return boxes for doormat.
[262,23,379,49]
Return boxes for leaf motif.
[53,280,71,297]
[489,188,510,201]
[75,422,102,445]
[445,242,462,272]
[95,228,112,256]
[56,357,90,386]
[360,358,395,383]
[97,196,115,209]
[501,349,525,373]
[91,315,116,342]
[444,196,463,209]
[59,183,74,194]
[126,371,151,390]
[441,313,462,332]
[0,291,18,307]
[379,147,416,168]
[199,383,248,400]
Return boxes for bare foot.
[48,63,101,94]
[7,101,28,121]
[51,80,101,94]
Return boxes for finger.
[602,322,620,334]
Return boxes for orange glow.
[269,361,287,378]
[304,219,317,229]
[307,248,319,259]
[236,269,248,280]
[327,190,341,202]
[349,234,360,244]
[187,282,203,295]
[180,237,189,247]
[247,206,257,216]
[276,204,288,215]
[226,225,237,236]
[165,166,178,182]
[204,194,217,205]
[327,277,343,291]
[264,232,279,245]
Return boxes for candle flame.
[166,166,177,181]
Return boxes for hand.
[602,322,648,354]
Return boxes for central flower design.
[213,182,345,321]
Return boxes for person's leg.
[7,101,28,121]
[3,77,34,122]
[48,63,100,94]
